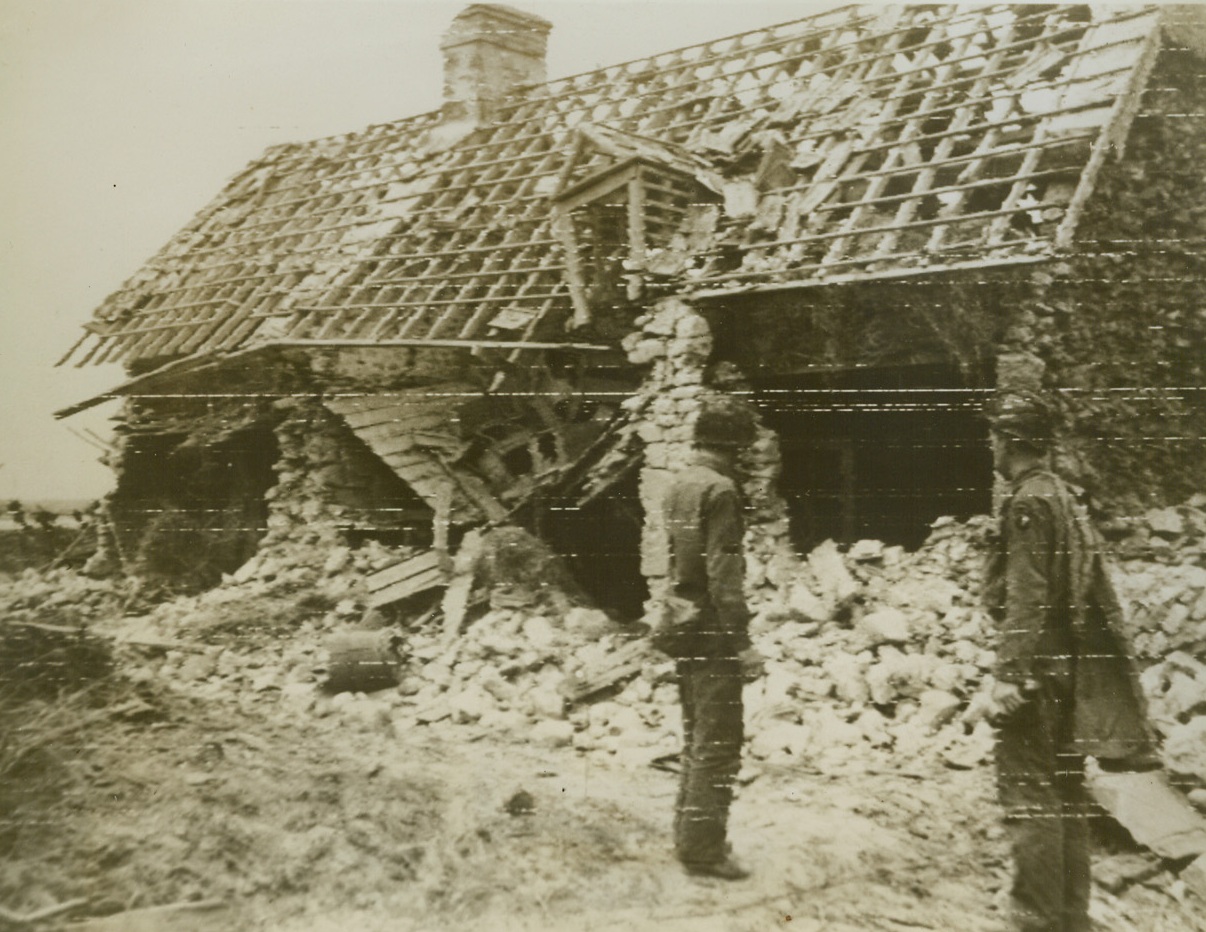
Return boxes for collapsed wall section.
[95,395,280,590]
[241,397,434,584]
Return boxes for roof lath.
[62,4,1167,373]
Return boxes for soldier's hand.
[737,647,766,683]
[991,681,1028,717]
[962,679,1031,726]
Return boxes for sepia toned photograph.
[2,2,1205,929]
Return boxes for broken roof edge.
[685,252,1057,300]
[1053,9,1164,250]
[60,106,456,364]
[53,344,277,420]
[54,337,613,420]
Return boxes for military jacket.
[662,450,752,657]
[985,467,1155,761]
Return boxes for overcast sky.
[1,0,839,501]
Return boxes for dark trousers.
[674,654,744,866]
[996,680,1091,932]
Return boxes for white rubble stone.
[794,670,836,699]
[624,676,654,704]
[823,653,870,704]
[856,708,893,747]
[521,616,558,650]
[865,650,935,704]
[323,546,352,575]
[885,576,964,615]
[479,709,527,732]
[476,667,515,704]
[1163,718,1206,782]
[652,683,679,707]
[525,685,567,721]
[626,339,666,365]
[928,661,968,694]
[858,607,911,646]
[1146,507,1186,538]
[848,540,885,562]
[812,709,862,749]
[914,690,963,734]
[788,583,832,622]
[451,685,496,724]
[808,540,859,605]
[674,314,711,339]
[941,721,995,769]
[531,720,575,748]
[750,721,813,760]
[565,607,614,638]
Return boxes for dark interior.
[113,425,279,589]
[542,467,649,621]
[753,365,993,552]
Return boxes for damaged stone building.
[58,4,1206,617]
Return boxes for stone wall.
[621,296,792,614]
[1000,47,1206,511]
[238,397,433,588]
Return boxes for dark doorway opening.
[542,467,648,621]
[113,424,280,590]
[754,365,992,552]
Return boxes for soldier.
[982,390,1156,932]
[659,397,766,880]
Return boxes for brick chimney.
[440,4,552,124]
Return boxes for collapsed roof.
[60,4,1169,383]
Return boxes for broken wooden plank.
[366,551,446,608]
[1087,769,1206,861]
[0,897,87,927]
[559,638,659,703]
[366,550,444,594]
[69,898,229,932]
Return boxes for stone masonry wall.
[998,47,1206,511]
[236,397,427,592]
[620,296,793,617]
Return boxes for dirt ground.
[1,582,1203,932]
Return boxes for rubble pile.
[306,500,1206,794]
[0,567,125,624]
[21,490,1203,796]
[738,517,1000,774]
[302,517,1001,777]
[0,569,120,702]
[1112,495,1206,785]
[392,606,672,754]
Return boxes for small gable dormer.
[550,124,722,327]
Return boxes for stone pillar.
[232,398,352,589]
[623,297,791,619]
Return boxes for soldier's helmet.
[694,397,758,448]
[987,389,1055,446]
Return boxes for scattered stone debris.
[3,495,1204,920]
